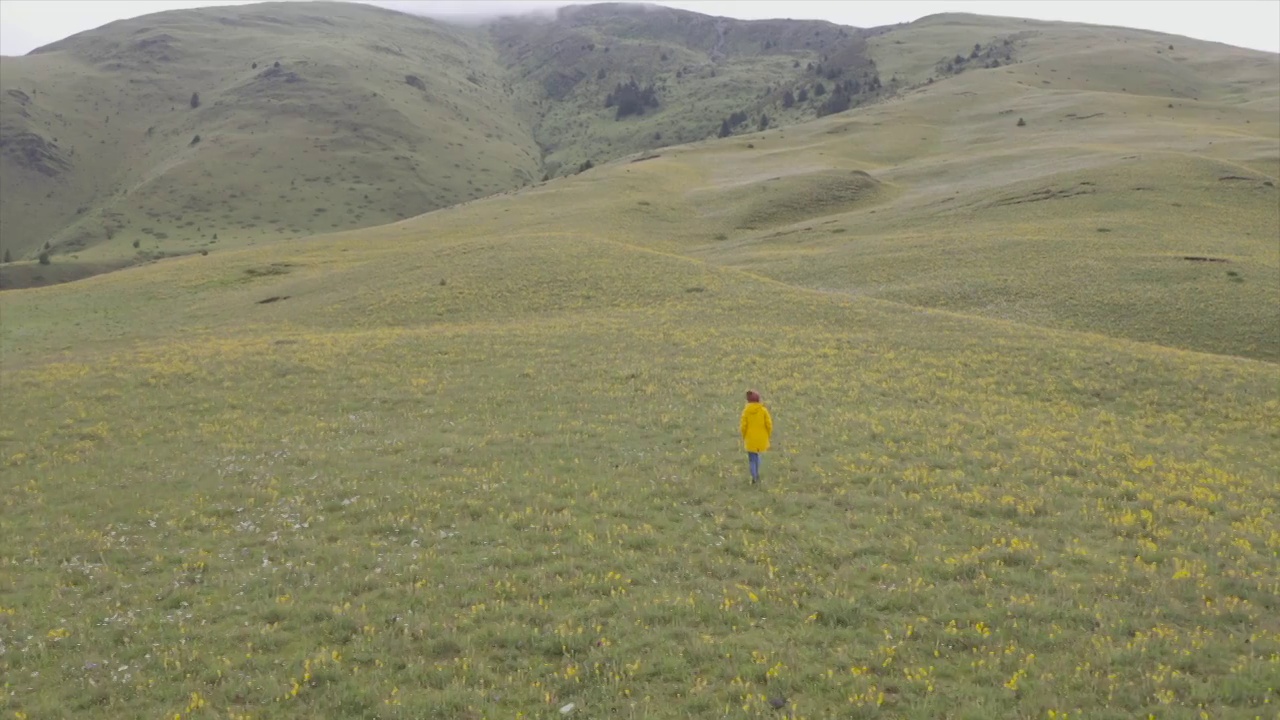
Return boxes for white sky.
[2,0,1278,56]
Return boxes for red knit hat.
[746,390,760,403]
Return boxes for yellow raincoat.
[740,402,773,453]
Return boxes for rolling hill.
[487,2,886,175]
[2,2,1276,271]
[0,2,542,266]
[1,68,1278,720]
[0,0,885,265]
[0,2,1275,355]
[1,3,1278,718]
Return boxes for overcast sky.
[2,0,1278,56]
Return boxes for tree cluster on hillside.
[936,38,1016,76]
[717,109,751,137]
[757,67,882,119]
[817,88,852,117]
[816,73,882,117]
[807,50,877,82]
[604,79,659,119]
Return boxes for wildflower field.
[3,68,1278,719]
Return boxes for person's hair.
[746,390,760,403]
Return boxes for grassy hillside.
[2,27,1278,716]
[870,12,1280,105]
[0,1,541,263]
[0,10,1277,716]
[3,2,1276,274]
[489,2,885,175]
[0,0,900,268]
[688,72,1279,360]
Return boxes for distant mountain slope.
[0,1,541,261]
[489,2,887,175]
[869,12,1280,108]
[1,1,1276,268]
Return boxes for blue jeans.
[748,452,760,481]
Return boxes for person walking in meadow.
[740,389,773,484]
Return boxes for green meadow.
[2,5,1279,720]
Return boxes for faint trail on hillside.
[573,234,1275,362]
[518,230,921,308]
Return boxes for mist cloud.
[371,0,569,26]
